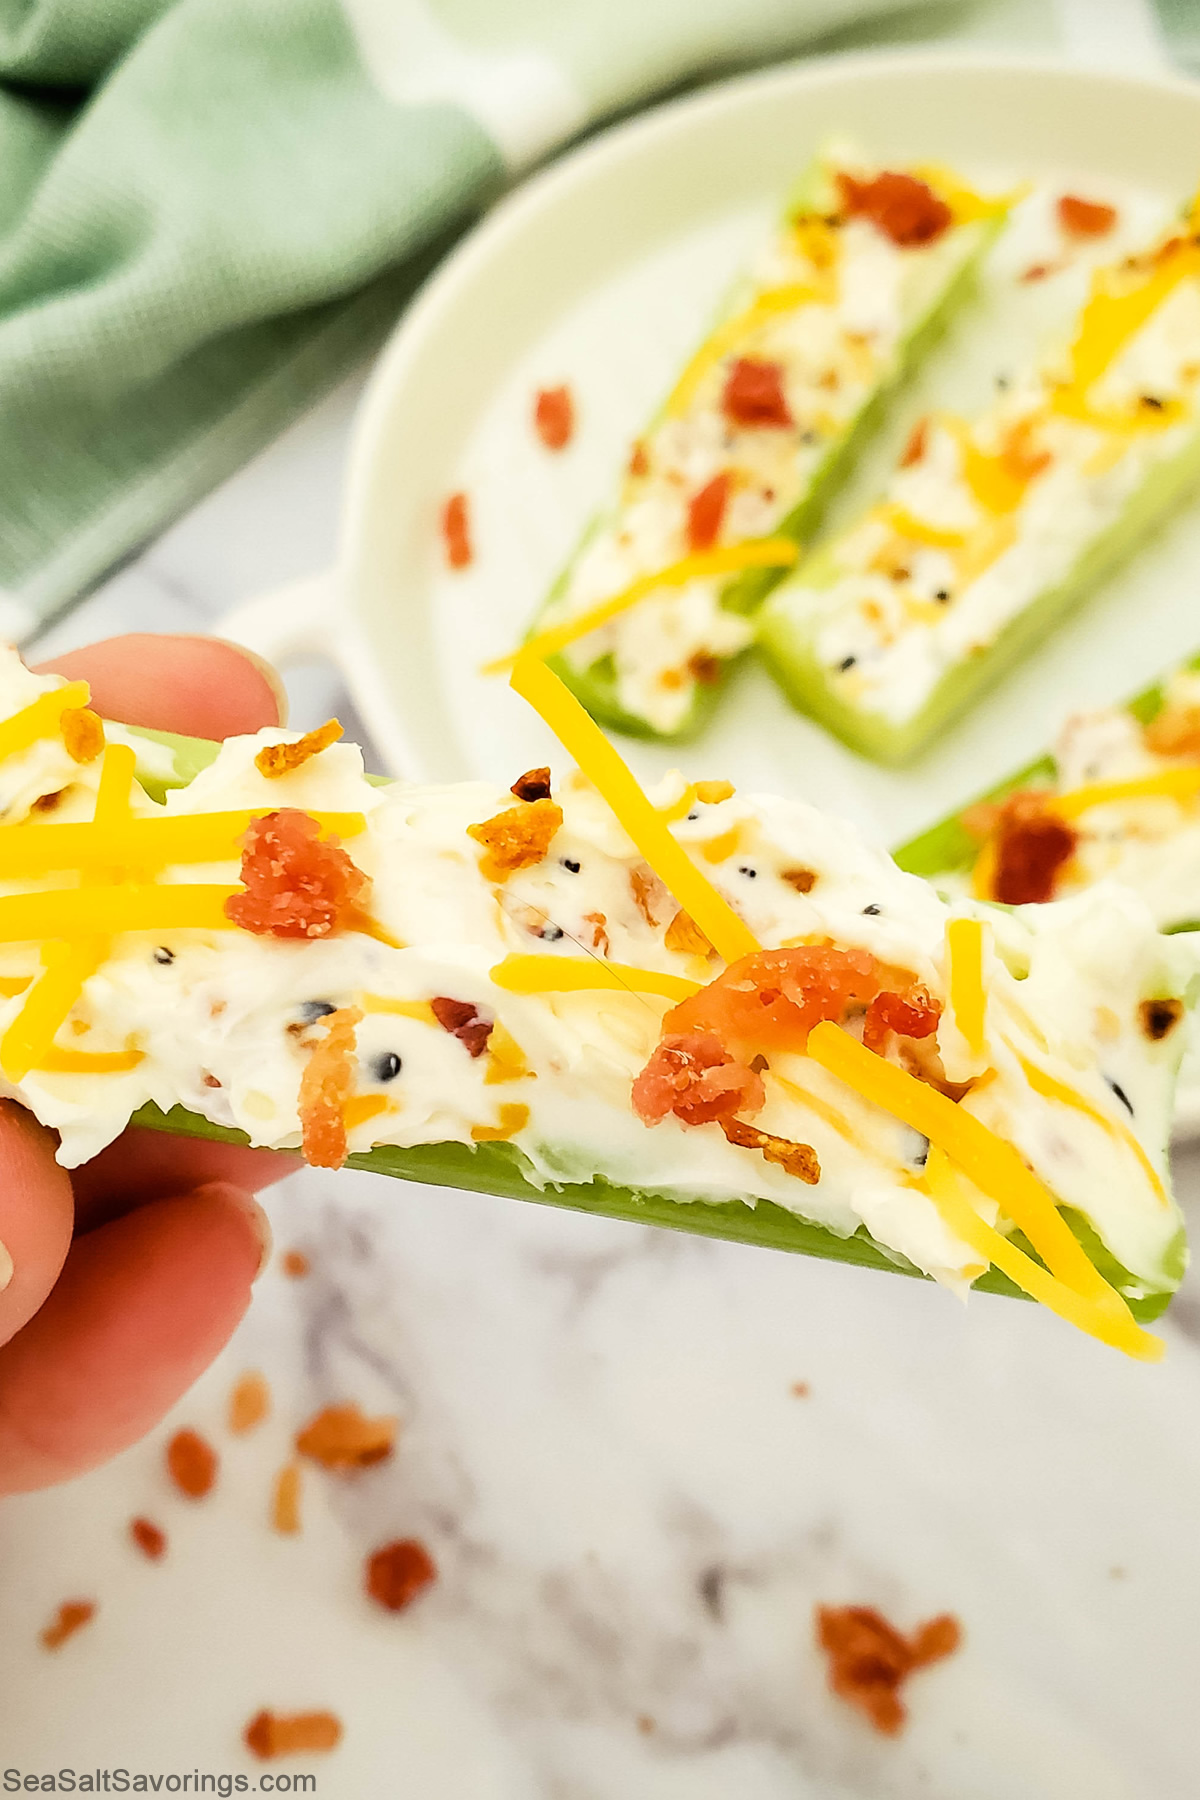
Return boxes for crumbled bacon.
[295,1404,397,1471]
[721,358,792,429]
[229,1370,271,1436]
[130,1517,167,1561]
[1140,996,1183,1041]
[686,472,731,551]
[720,1116,820,1184]
[664,945,882,1060]
[244,1711,342,1760]
[628,440,650,478]
[272,1463,302,1535]
[988,792,1077,904]
[582,910,610,954]
[862,985,942,1053]
[836,171,952,247]
[899,418,929,468]
[630,866,666,927]
[61,707,104,764]
[297,1005,361,1170]
[1020,262,1055,283]
[281,1249,311,1279]
[40,1601,96,1651]
[815,1603,961,1735]
[534,385,574,450]
[782,867,817,894]
[442,491,472,569]
[511,766,552,802]
[999,417,1051,484]
[167,1427,218,1499]
[632,1030,765,1127]
[688,651,723,686]
[664,908,715,958]
[467,796,563,880]
[365,1539,438,1612]
[226,809,370,940]
[255,718,342,779]
[1144,700,1200,757]
[431,996,493,1057]
[1058,194,1117,239]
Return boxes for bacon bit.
[130,1517,167,1561]
[899,418,929,468]
[686,471,731,551]
[365,1538,438,1612]
[633,1030,766,1128]
[1058,194,1118,239]
[33,789,65,813]
[534,384,574,450]
[281,1249,310,1279]
[1020,262,1055,283]
[630,866,666,927]
[721,1115,820,1184]
[664,908,716,958]
[167,1427,218,1499]
[782,868,817,894]
[229,1370,271,1436]
[836,170,952,247]
[431,995,493,1058]
[272,1463,302,1535]
[227,809,369,940]
[628,440,650,478]
[255,718,343,779]
[582,910,610,955]
[295,1404,397,1472]
[664,945,883,1061]
[298,1005,362,1170]
[1000,417,1052,485]
[40,1601,96,1651]
[511,766,552,802]
[988,793,1077,904]
[688,651,723,686]
[637,1715,656,1735]
[244,1711,342,1760]
[1140,996,1184,1041]
[442,492,472,569]
[862,985,942,1054]
[1144,700,1200,757]
[467,796,563,881]
[61,707,105,764]
[722,357,792,429]
[815,1603,961,1735]
[791,1380,811,1397]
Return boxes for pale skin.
[0,635,299,1494]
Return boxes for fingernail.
[209,638,290,728]
[195,1182,274,1281]
[0,1237,12,1295]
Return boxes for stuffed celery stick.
[0,647,1187,1357]
[489,152,1011,739]
[759,199,1200,762]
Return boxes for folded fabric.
[0,0,1171,635]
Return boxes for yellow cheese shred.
[37,1045,144,1074]
[0,885,239,943]
[922,1148,1162,1360]
[878,504,967,549]
[490,954,700,1003]
[804,1020,1151,1351]
[1051,767,1200,818]
[510,656,760,966]
[0,810,367,879]
[0,975,31,997]
[1,940,109,1081]
[482,541,798,677]
[663,280,838,418]
[947,917,987,1055]
[1009,1045,1167,1208]
[0,681,91,766]
[1059,236,1200,400]
[342,1093,392,1132]
[471,1102,531,1142]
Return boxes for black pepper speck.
[560,857,581,873]
[374,1052,402,1083]
[1107,1078,1134,1117]
[738,865,757,879]
[838,656,857,673]
[862,903,881,915]
[299,999,336,1023]
[153,947,175,965]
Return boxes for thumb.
[0,1103,74,1349]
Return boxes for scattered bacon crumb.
[1140,996,1184,1041]
[836,170,952,247]
[295,1404,397,1472]
[582,910,610,955]
[297,1005,362,1170]
[899,417,929,468]
[688,651,723,686]
[511,766,552,802]
[1058,194,1117,239]
[630,866,667,927]
[442,492,472,569]
[229,1371,271,1437]
[664,908,715,958]
[130,1517,167,1561]
[272,1463,302,1535]
[816,1603,961,1735]
[431,996,493,1058]
[226,809,370,940]
[637,1715,656,1735]
[534,385,574,450]
[281,1249,311,1279]
[167,1428,218,1499]
[40,1600,96,1651]
[862,985,942,1053]
[987,792,1078,904]
[721,1115,820,1184]
[686,471,731,551]
[791,1381,811,1397]
[663,945,883,1062]
[33,789,64,813]
[999,417,1051,485]
[722,357,793,429]
[1144,700,1200,757]
[782,867,817,894]
[467,796,563,881]
[1020,262,1055,283]
[628,440,650,478]
[633,1030,766,1128]
[61,707,105,765]
[365,1538,438,1612]
[255,718,343,780]
[244,1711,342,1760]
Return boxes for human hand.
[0,634,299,1494]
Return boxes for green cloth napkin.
[0,0,1182,633]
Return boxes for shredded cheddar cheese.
[0,810,367,879]
[0,885,240,943]
[343,1093,392,1132]
[947,918,987,1055]
[37,1045,144,1074]
[0,681,91,766]
[1,940,109,1081]
[490,954,700,1003]
[663,281,839,418]
[471,1102,531,1142]
[1009,1044,1167,1208]
[1051,768,1200,818]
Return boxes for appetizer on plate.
[493,150,1012,739]
[0,647,1187,1358]
[759,198,1200,761]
